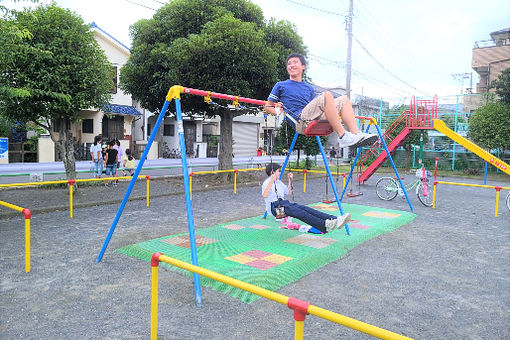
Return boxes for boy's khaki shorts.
[295,93,347,134]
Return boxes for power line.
[283,0,347,16]
[122,0,157,11]
[352,35,429,95]
[309,53,415,97]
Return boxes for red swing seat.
[303,120,334,136]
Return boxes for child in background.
[262,163,351,234]
[104,140,118,186]
[121,149,136,176]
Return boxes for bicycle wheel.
[506,191,510,212]
[417,182,433,207]
[376,177,398,200]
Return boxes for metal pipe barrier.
[432,181,510,217]
[188,167,346,199]
[0,176,150,218]
[188,168,265,199]
[0,200,31,272]
[150,252,412,340]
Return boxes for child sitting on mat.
[262,163,350,233]
[265,53,377,149]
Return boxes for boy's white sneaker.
[338,132,378,149]
[337,131,363,149]
[335,213,351,230]
[325,219,337,232]
[357,133,378,147]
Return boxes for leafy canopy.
[467,101,510,152]
[0,4,113,125]
[120,0,307,114]
[490,67,510,105]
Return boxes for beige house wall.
[38,136,55,163]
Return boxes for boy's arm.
[265,100,283,116]
[262,174,277,198]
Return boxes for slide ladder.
[433,119,510,176]
[358,96,437,183]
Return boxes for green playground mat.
[117,203,416,303]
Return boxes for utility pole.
[345,0,353,99]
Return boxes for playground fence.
[0,176,150,218]
[150,252,412,340]
[188,167,346,199]
[432,181,510,217]
[0,200,31,272]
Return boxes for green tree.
[120,0,306,170]
[0,4,113,179]
[273,120,326,168]
[490,67,510,104]
[467,101,510,152]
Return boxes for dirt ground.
[1,172,509,339]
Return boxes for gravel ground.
[0,171,509,339]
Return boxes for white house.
[38,22,157,162]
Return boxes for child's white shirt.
[261,177,289,215]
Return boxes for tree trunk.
[50,118,77,180]
[296,149,301,167]
[218,110,233,171]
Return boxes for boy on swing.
[265,53,378,149]
[262,163,351,233]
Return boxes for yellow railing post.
[432,181,437,209]
[150,253,161,340]
[234,170,238,194]
[23,209,31,273]
[153,253,412,339]
[146,176,150,207]
[0,201,31,273]
[68,180,75,219]
[303,170,307,193]
[494,187,501,217]
[189,173,193,200]
[342,174,346,191]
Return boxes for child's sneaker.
[357,133,378,147]
[337,131,364,148]
[335,213,351,230]
[325,219,338,232]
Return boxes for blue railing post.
[375,124,413,212]
[97,100,171,263]
[316,136,350,236]
[175,98,203,307]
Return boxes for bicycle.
[375,167,433,207]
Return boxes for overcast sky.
[4,0,510,103]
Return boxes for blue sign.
[0,138,7,159]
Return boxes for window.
[82,119,93,134]
[110,66,117,94]
[163,124,175,136]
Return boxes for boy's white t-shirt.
[261,177,289,215]
[90,144,102,161]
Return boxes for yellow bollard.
[189,174,193,200]
[294,320,304,340]
[23,209,31,273]
[494,187,501,217]
[146,176,150,207]
[432,182,437,209]
[150,253,160,340]
[303,170,307,193]
[68,180,75,219]
[234,170,238,194]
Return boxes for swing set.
[96,85,412,307]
